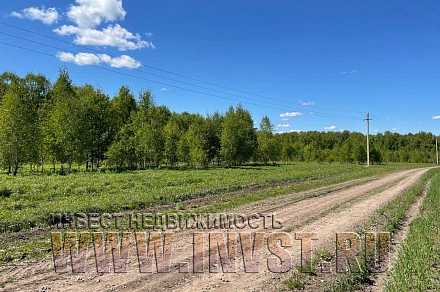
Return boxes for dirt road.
[0,168,428,292]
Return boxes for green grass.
[281,167,436,291]
[325,168,437,292]
[285,273,306,290]
[0,233,50,264]
[384,172,440,291]
[0,162,426,265]
[0,162,420,230]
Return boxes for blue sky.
[1,0,440,134]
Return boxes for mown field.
[0,162,423,230]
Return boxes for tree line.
[0,70,436,175]
[275,131,437,164]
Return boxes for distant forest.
[0,70,437,175]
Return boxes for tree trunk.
[12,162,18,176]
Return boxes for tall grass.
[385,172,440,291]
[0,163,416,230]
[289,168,437,292]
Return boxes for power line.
[0,35,361,121]
[364,112,372,167]
[0,39,352,123]
[0,40,253,106]
[0,21,298,108]
[0,21,364,119]
[0,30,305,111]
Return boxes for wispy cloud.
[277,123,290,128]
[280,112,302,118]
[56,51,141,69]
[275,129,303,134]
[11,7,59,25]
[299,100,315,107]
[432,115,440,120]
[324,125,337,131]
[54,24,153,51]
[340,69,358,75]
[160,87,168,92]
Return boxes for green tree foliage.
[274,131,437,164]
[132,93,170,167]
[0,70,437,175]
[0,72,20,103]
[110,86,137,134]
[281,141,297,162]
[186,118,209,168]
[106,123,137,170]
[352,141,367,163]
[370,147,383,164]
[163,118,180,167]
[205,113,223,164]
[0,81,37,175]
[256,116,280,164]
[42,70,80,173]
[76,85,112,169]
[177,132,191,166]
[23,74,51,167]
[221,105,257,166]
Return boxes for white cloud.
[324,125,337,130]
[67,0,126,28]
[280,112,302,118]
[54,24,153,51]
[340,69,358,75]
[52,0,152,51]
[432,115,440,120]
[11,7,59,25]
[57,52,100,65]
[56,51,141,69]
[98,53,141,68]
[275,129,302,134]
[160,87,168,92]
[299,100,315,106]
[277,123,290,128]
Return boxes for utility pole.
[436,136,439,165]
[364,112,372,167]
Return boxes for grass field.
[0,162,427,265]
[0,162,423,230]
[384,171,440,291]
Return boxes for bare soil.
[0,168,428,292]
[366,179,431,292]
